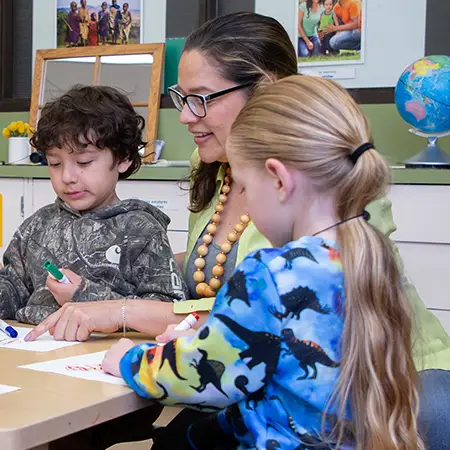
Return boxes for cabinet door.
[117,180,190,254]
[0,179,25,260]
[29,179,191,254]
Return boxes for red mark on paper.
[65,364,103,372]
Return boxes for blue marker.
[0,318,18,338]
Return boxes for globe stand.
[404,130,450,169]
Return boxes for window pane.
[218,0,254,15]
[12,0,33,98]
[166,0,200,38]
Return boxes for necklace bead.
[192,165,250,298]
[194,257,206,269]
[206,223,217,234]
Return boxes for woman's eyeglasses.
[168,82,252,118]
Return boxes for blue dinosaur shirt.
[120,236,348,449]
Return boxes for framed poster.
[296,0,366,67]
[56,0,143,48]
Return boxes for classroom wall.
[255,0,427,89]
[2,106,450,166]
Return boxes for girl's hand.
[155,324,195,344]
[102,338,135,377]
[306,39,314,50]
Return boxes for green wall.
[1,106,450,165]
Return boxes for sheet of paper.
[0,326,85,352]
[20,351,127,385]
[0,384,20,395]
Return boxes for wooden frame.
[29,43,165,162]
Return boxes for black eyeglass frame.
[168,82,253,118]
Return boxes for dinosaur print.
[215,313,281,381]
[225,270,250,307]
[269,285,330,321]
[189,348,228,397]
[281,329,340,380]
[253,250,263,262]
[234,375,250,395]
[234,375,265,410]
[198,326,210,340]
[159,339,186,380]
[281,247,318,269]
[266,439,281,449]
[172,401,221,412]
[269,396,333,449]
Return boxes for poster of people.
[56,0,142,47]
[297,0,365,65]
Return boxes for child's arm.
[70,230,187,303]
[128,230,188,302]
[117,256,283,409]
[0,232,32,319]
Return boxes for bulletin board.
[255,0,427,89]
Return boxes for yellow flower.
[16,121,24,127]
[2,128,10,139]
[8,122,17,132]
[18,124,26,135]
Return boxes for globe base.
[404,136,450,169]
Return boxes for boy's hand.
[155,324,196,344]
[324,24,337,33]
[46,269,81,306]
[102,338,135,377]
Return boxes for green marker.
[44,260,70,284]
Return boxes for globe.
[394,55,450,135]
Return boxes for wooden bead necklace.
[194,166,250,298]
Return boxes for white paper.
[20,351,127,385]
[0,384,20,395]
[0,327,84,352]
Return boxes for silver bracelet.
[122,298,126,338]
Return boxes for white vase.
[8,137,30,164]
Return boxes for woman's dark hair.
[30,85,145,180]
[306,0,313,18]
[183,12,298,212]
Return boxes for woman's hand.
[102,338,135,377]
[306,39,314,50]
[46,269,81,306]
[155,324,196,344]
[25,300,122,342]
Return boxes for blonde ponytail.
[228,75,425,450]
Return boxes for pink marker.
[174,312,200,331]
[157,312,200,346]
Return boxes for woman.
[30,12,450,450]
[298,0,323,58]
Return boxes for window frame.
[0,0,32,112]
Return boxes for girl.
[98,2,109,46]
[88,12,98,47]
[104,75,424,450]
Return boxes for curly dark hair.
[30,85,145,180]
[182,12,298,212]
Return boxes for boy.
[318,0,337,54]
[0,85,187,325]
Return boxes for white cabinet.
[30,179,190,254]
[389,184,450,331]
[0,179,25,260]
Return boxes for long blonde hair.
[227,75,424,450]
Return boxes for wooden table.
[0,322,154,450]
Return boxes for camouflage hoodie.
[0,198,188,325]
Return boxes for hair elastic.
[312,210,370,237]
[349,142,374,164]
